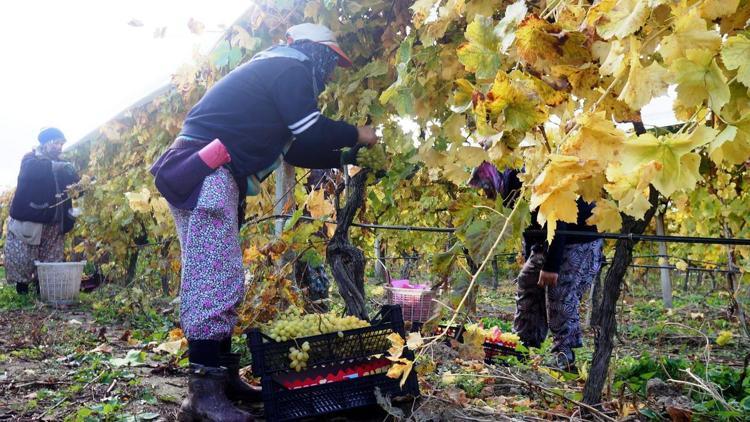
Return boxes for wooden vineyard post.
[374,235,387,283]
[326,170,369,320]
[655,212,673,308]
[274,163,296,237]
[723,223,750,339]
[583,187,660,406]
[274,163,297,271]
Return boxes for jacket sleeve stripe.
[291,115,320,135]
[288,111,320,131]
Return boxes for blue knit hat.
[38,127,65,144]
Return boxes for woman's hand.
[537,270,559,288]
[356,126,378,146]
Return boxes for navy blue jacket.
[10,152,79,232]
[152,52,358,209]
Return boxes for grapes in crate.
[485,326,520,348]
[262,312,370,342]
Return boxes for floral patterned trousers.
[170,167,244,340]
[513,240,603,354]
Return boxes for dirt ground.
[0,297,397,421]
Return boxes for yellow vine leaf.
[557,3,586,30]
[442,161,471,186]
[530,155,591,243]
[410,0,437,29]
[124,188,151,213]
[465,0,498,22]
[386,357,414,387]
[586,199,623,232]
[418,0,466,45]
[596,0,650,40]
[154,338,187,356]
[516,15,591,74]
[415,140,448,168]
[387,332,405,359]
[455,146,488,168]
[580,173,607,203]
[596,39,629,78]
[708,121,750,166]
[457,15,500,79]
[458,323,486,361]
[451,79,475,113]
[151,197,172,228]
[482,71,546,133]
[621,61,669,111]
[721,34,750,89]
[516,71,567,106]
[605,161,661,219]
[562,111,627,166]
[621,126,717,197]
[672,49,730,114]
[442,113,466,144]
[618,37,668,110]
[659,13,721,63]
[307,189,334,219]
[699,0,740,21]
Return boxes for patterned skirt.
[169,167,244,340]
[4,221,64,285]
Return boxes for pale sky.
[0,0,250,190]
[0,1,679,191]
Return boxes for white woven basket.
[35,261,86,306]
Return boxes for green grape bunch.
[288,341,310,371]
[263,312,370,342]
[357,144,389,171]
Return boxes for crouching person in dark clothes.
[150,23,379,421]
[5,128,79,295]
[499,169,603,371]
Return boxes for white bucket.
[34,261,86,306]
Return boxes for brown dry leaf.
[445,387,470,406]
[88,343,114,354]
[666,405,692,422]
[307,189,334,219]
[168,328,184,341]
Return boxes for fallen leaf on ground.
[88,343,114,354]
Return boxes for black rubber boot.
[15,283,30,295]
[220,353,263,403]
[178,364,254,422]
[547,349,576,373]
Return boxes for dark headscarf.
[289,40,340,96]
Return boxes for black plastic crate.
[247,305,420,421]
[436,323,526,365]
[261,371,418,421]
[483,342,525,364]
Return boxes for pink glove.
[198,139,231,169]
